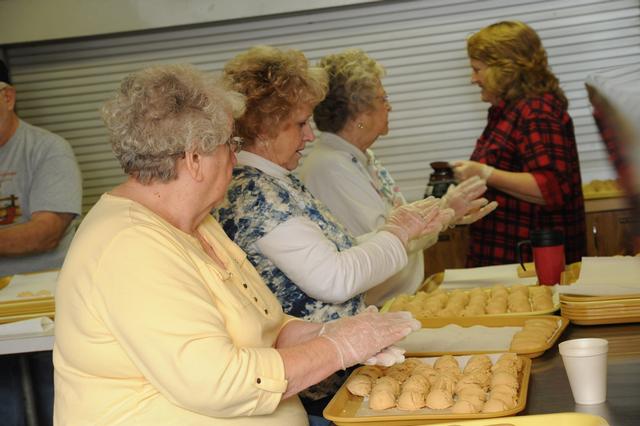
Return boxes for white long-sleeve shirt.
[237,151,408,305]
[299,133,434,305]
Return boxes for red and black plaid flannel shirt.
[467,93,586,267]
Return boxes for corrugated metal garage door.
[5,0,640,212]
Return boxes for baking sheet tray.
[421,412,609,426]
[324,354,531,426]
[399,315,568,358]
[381,287,560,318]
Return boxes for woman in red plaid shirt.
[453,21,586,267]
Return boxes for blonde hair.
[102,64,245,184]
[314,49,385,133]
[222,45,328,144]
[467,21,567,108]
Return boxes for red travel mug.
[517,229,566,285]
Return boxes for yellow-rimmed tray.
[381,288,560,318]
[0,275,10,291]
[422,412,609,426]
[0,311,55,325]
[560,298,640,308]
[561,304,640,315]
[560,293,640,303]
[400,315,568,358]
[516,262,581,285]
[565,316,640,326]
[324,355,531,426]
[0,303,55,317]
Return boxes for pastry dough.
[369,376,400,410]
[482,398,509,413]
[451,398,478,413]
[425,388,453,409]
[345,366,383,396]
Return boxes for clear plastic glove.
[365,345,406,367]
[452,160,494,182]
[382,198,449,247]
[456,199,499,225]
[319,306,421,370]
[440,176,488,222]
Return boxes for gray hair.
[102,64,245,184]
[314,49,385,133]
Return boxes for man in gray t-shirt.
[0,96,82,276]
[0,60,82,426]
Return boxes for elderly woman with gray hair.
[299,49,497,305]
[53,64,420,425]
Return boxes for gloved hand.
[319,306,421,370]
[365,345,406,367]
[456,199,499,225]
[440,176,488,223]
[452,160,494,182]
[382,198,451,246]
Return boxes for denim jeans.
[0,351,54,426]
[307,414,332,426]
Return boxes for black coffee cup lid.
[530,228,564,246]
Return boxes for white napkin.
[397,324,520,353]
[0,317,54,337]
[556,257,640,296]
[441,263,537,290]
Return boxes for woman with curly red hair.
[454,21,586,267]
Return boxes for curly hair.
[467,21,567,108]
[222,45,328,144]
[313,49,386,133]
[101,64,245,184]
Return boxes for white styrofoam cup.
[559,338,608,404]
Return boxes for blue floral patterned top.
[215,163,365,323]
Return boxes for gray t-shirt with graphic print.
[0,119,82,276]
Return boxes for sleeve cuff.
[532,171,564,208]
[250,347,288,415]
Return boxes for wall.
[3,0,639,212]
[0,0,378,44]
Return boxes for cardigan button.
[243,283,248,289]
[256,378,261,384]
[264,309,269,315]
[253,297,258,302]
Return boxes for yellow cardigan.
[54,194,307,425]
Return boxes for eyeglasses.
[226,136,244,154]
[375,94,389,104]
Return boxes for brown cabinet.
[422,196,638,278]
[423,225,469,277]
[585,197,637,256]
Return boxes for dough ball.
[450,399,478,413]
[490,371,519,390]
[482,398,508,413]
[434,355,459,370]
[396,390,426,411]
[425,388,453,409]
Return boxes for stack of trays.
[0,273,56,324]
[560,293,640,325]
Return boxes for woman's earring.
[357,122,364,129]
